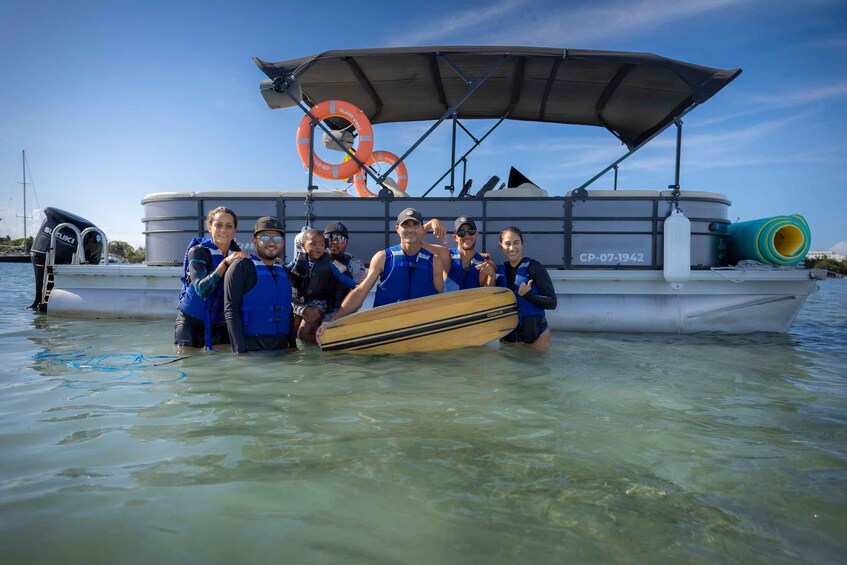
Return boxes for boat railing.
[48,224,109,267]
[80,227,109,266]
[142,191,732,269]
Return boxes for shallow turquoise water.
[1,262,845,564]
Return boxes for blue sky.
[1,0,845,254]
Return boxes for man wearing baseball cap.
[317,207,445,335]
[421,215,497,292]
[323,221,367,285]
[223,216,296,354]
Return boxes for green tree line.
[109,241,145,263]
[804,257,846,275]
[0,235,33,250]
[3,235,144,262]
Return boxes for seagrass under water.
[0,262,844,564]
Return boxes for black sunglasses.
[257,235,283,244]
[456,228,477,237]
[326,234,348,243]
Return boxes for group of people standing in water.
[174,205,556,354]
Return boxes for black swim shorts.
[501,315,548,344]
[174,311,229,348]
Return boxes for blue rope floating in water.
[33,347,193,389]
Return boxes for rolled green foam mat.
[726,215,811,266]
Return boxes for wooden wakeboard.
[319,287,518,353]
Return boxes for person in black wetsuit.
[495,226,557,350]
[223,216,296,354]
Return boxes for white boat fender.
[663,208,691,289]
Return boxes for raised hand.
[424,218,447,242]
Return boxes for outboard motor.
[30,207,103,311]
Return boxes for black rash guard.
[502,259,557,310]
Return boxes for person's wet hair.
[207,206,238,228]
[499,226,524,243]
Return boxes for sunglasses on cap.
[257,235,283,244]
[456,228,477,237]
[326,234,348,243]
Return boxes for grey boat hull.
[45,263,819,334]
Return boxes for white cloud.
[801,33,847,50]
[390,0,758,47]
[751,80,847,108]
[482,0,756,46]
[388,0,530,46]
[694,80,847,127]
[831,241,847,255]
[686,113,807,148]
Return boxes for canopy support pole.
[573,104,698,197]
[668,118,683,210]
[422,117,505,197]
[375,54,509,187]
[447,114,457,196]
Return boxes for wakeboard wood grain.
[319,287,518,353]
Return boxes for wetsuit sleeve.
[187,246,221,299]
[525,260,557,310]
[223,259,257,354]
[330,262,357,289]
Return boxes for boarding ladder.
[39,224,109,310]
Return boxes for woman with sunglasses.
[495,226,557,350]
[175,206,248,349]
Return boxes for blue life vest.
[496,258,545,318]
[374,245,438,307]
[177,237,226,323]
[240,258,292,337]
[445,248,485,292]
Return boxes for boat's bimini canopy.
[254,46,741,149]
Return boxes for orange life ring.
[352,150,409,197]
[295,100,374,180]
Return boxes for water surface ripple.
[0,263,844,563]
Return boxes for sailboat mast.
[21,150,27,242]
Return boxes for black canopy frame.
[254,46,741,196]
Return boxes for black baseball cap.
[396,207,423,225]
[253,216,285,236]
[323,221,349,237]
[454,216,477,232]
